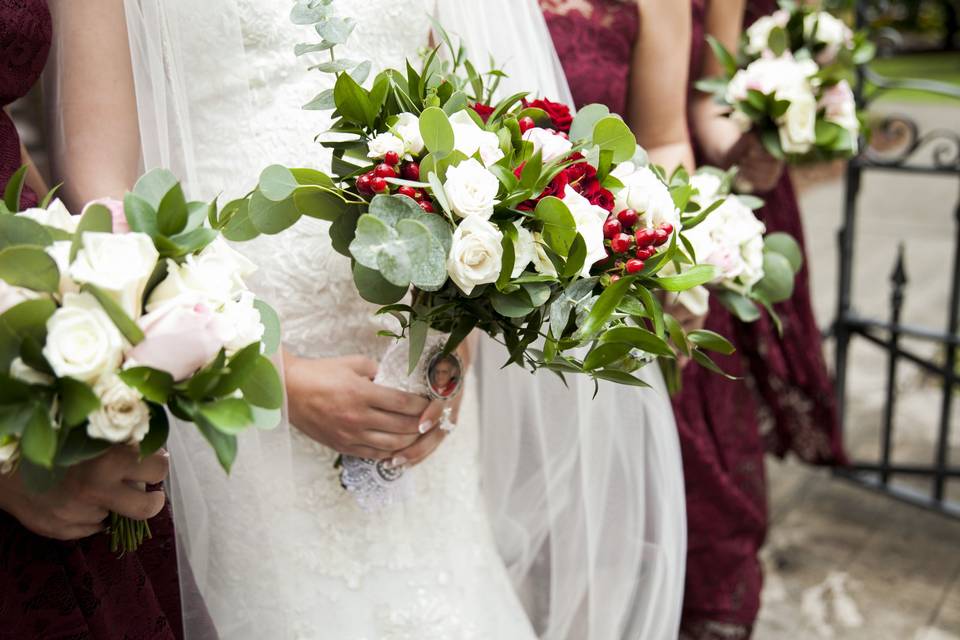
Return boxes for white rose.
[744,10,789,55]
[561,185,608,277]
[609,162,681,230]
[16,199,78,233]
[512,222,536,277]
[804,12,851,62]
[9,357,54,386]
[367,132,406,160]
[522,127,573,164]
[447,215,504,295]
[86,374,151,444]
[70,232,158,320]
[393,112,425,156]
[450,111,504,167]
[690,173,723,203]
[0,436,19,474]
[686,195,766,289]
[45,240,80,297]
[147,237,256,311]
[777,87,818,154]
[218,291,265,353]
[0,279,41,316]
[728,54,818,104]
[740,234,766,289]
[443,158,500,220]
[43,292,125,384]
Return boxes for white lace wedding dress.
[171,1,538,638]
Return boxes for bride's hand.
[283,352,430,460]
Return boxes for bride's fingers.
[392,428,447,468]
[362,383,430,417]
[341,355,379,380]
[362,409,424,435]
[358,430,420,452]
[342,445,393,461]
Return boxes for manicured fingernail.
[388,456,407,469]
[418,420,434,434]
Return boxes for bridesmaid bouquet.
[675,169,803,331]
[243,48,736,390]
[698,2,874,162]
[0,168,283,551]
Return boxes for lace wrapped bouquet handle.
[0,167,283,552]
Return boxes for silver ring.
[439,406,457,433]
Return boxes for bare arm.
[47,0,140,210]
[20,143,48,197]
[627,0,695,173]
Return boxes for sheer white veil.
[49,0,686,637]
[435,4,687,639]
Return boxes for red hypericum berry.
[625,258,645,274]
[519,116,536,134]
[636,247,655,260]
[609,274,621,284]
[603,218,622,239]
[635,227,656,248]
[653,228,669,246]
[419,201,435,213]
[617,209,638,228]
[356,173,374,194]
[397,186,417,199]
[610,233,633,254]
[400,162,420,181]
[374,163,397,179]
[660,223,674,235]
[384,151,400,166]
[371,177,389,193]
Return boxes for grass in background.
[868,52,960,102]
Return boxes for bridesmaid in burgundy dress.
[0,2,183,638]
[541,0,845,638]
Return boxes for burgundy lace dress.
[542,1,845,638]
[0,2,183,638]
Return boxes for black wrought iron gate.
[830,4,960,518]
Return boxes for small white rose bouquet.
[698,1,874,162]
[670,170,803,330]
[0,167,283,551]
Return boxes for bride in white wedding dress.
[47,1,686,638]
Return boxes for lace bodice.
[180,3,536,638]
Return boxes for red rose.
[472,102,495,123]
[563,161,597,186]
[513,162,526,179]
[523,98,573,133]
[541,170,570,199]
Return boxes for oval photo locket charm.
[426,350,464,401]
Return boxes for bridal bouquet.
[243,41,736,390]
[0,168,283,551]
[698,2,874,161]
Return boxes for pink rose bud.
[125,297,229,381]
[83,198,129,234]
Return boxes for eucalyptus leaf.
[3,166,27,212]
[352,262,408,305]
[0,216,53,248]
[253,299,282,356]
[0,246,59,293]
[764,232,803,274]
[716,289,762,322]
[248,191,302,235]
[194,413,239,473]
[58,377,100,429]
[157,182,189,236]
[82,283,145,345]
[123,193,160,236]
[259,165,300,202]
[20,402,55,468]
[69,203,113,262]
[755,252,795,303]
[118,367,174,404]
[199,397,254,435]
[238,356,284,410]
[133,169,179,210]
[592,116,636,163]
[419,107,455,155]
[139,404,170,457]
[534,197,577,257]
[407,319,427,375]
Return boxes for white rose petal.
[447,216,504,295]
[9,357,54,386]
[16,199,78,233]
[394,112,425,156]
[45,240,79,297]
[43,292,125,385]
[690,173,724,203]
[777,87,818,154]
[744,10,789,55]
[0,437,19,474]
[805,11,852,63]
[609,162,681,230]
[70,232,158,320]
[532,232,558,277]
[686,193,767,290]
[522,127,573,164]
[443,158,501,220]
[367,132,406,160]
[86,374,151,444]
[561,185,608,277]
[450,111,504,167]
[512,222,536,278]
[218,291,265,354]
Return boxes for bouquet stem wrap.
[340,331,449,510]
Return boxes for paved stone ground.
[755,101,960,640]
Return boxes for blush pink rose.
[125,297,229,381]
[83,198,130,234]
